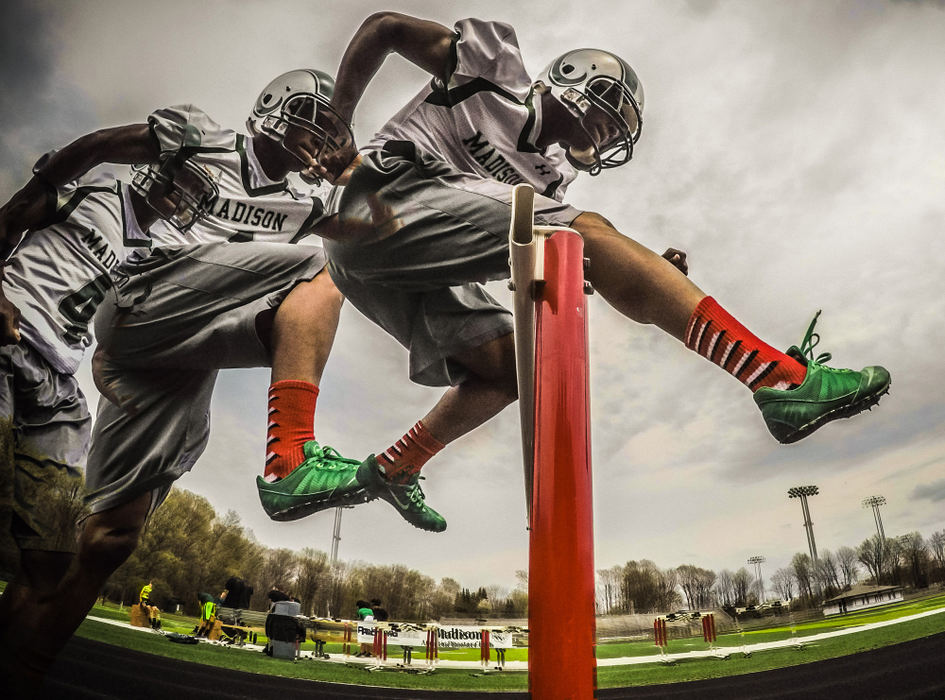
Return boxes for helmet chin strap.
[566,145,602,176]
[567,117,604,176]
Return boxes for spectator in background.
[138,581,161,630]
[355,599,374,657]
[370,598,388,622]
[267,586,291,608]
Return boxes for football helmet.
[536,49,644,174]
[132,153,219,231]
[246,68,353,181]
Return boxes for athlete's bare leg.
[269,270,344,384]
[421,332,518,445]
[0,550,73,633]
[1,493,151,694]
[573,211,705,341]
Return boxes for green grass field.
[63,591,945,691]
[3,580,942,691]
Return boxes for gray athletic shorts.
[325,142,581,387]
[1,341,88,553]
[85,241,327,515]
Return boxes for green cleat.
[356,455,447,533]
[753,311,891,444]
[257,441,374,522]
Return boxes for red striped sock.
[264,380,319,480]
[685,297,806,391]
[377,421,445,483]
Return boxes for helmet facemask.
[247,70,353,185]
[562,77,642,175]
[536,49,644,175]
[132,155,219,231]
[277,95,354,184]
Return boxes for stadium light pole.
[748,555,766,602]
[327,505,353,618]
[788,486,819,562]
[862,495,887,541]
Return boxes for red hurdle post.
[510,184,596,698]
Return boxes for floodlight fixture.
[788,485,820,498]
[862,495,887,541]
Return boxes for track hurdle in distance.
[702,613,717,646]
[425,627,439,667]
[372,625,388,663]
[509,184,596,699]
[654,618,668,649]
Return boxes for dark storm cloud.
[0,0,56,97]
[910,478,945,503]
[0,0,94,195]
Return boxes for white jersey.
[367,18,578,201]
[146,105,331,248]
[3,167,151,374]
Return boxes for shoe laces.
[799,310,833,364]
[316,444,359,469]
[401,476,428,508]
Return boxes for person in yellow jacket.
[137,581,161,629]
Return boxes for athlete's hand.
[0,291,22,345]
[663,248,689,276]
[301,143,359,185]
[92,345,139,415]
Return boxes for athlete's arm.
[33,124,159,186]
[332,12,456,124]
[0,124,158,257]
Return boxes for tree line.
[103,488,528,621]
[4,485,941,621]
[596,529,945,615]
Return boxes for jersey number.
[58,273,112,345]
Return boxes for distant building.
[822,584,903,616]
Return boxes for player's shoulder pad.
[452,18,526,89]
[454,18,521,53]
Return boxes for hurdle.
[509,184,596,698]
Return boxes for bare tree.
[676,565,716,610]
[714,569,736,607]
[261,547,300,597]
[836,546,859,589]
[858,535,892,585]
[732,567,754,606]
[791,553,814,600]
[596,566,624,614]
[814,550,841,598]
[898,532,930,589]
[295,548,330,616]
[929,531,945,584]
[485,584,509,614]
[655,567,681,612]
[770,567,796,601]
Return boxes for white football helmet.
[536,49,644,174]
[247,69,353,181]
[131,153,219,231]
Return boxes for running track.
[44,631,945,699]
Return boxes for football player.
[0,151,216,688]
[0,69,366,689]
[306,12,890,532]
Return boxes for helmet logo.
[549,54,588,87]
[256,91,283,117]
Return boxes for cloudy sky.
[3,0,945,596]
